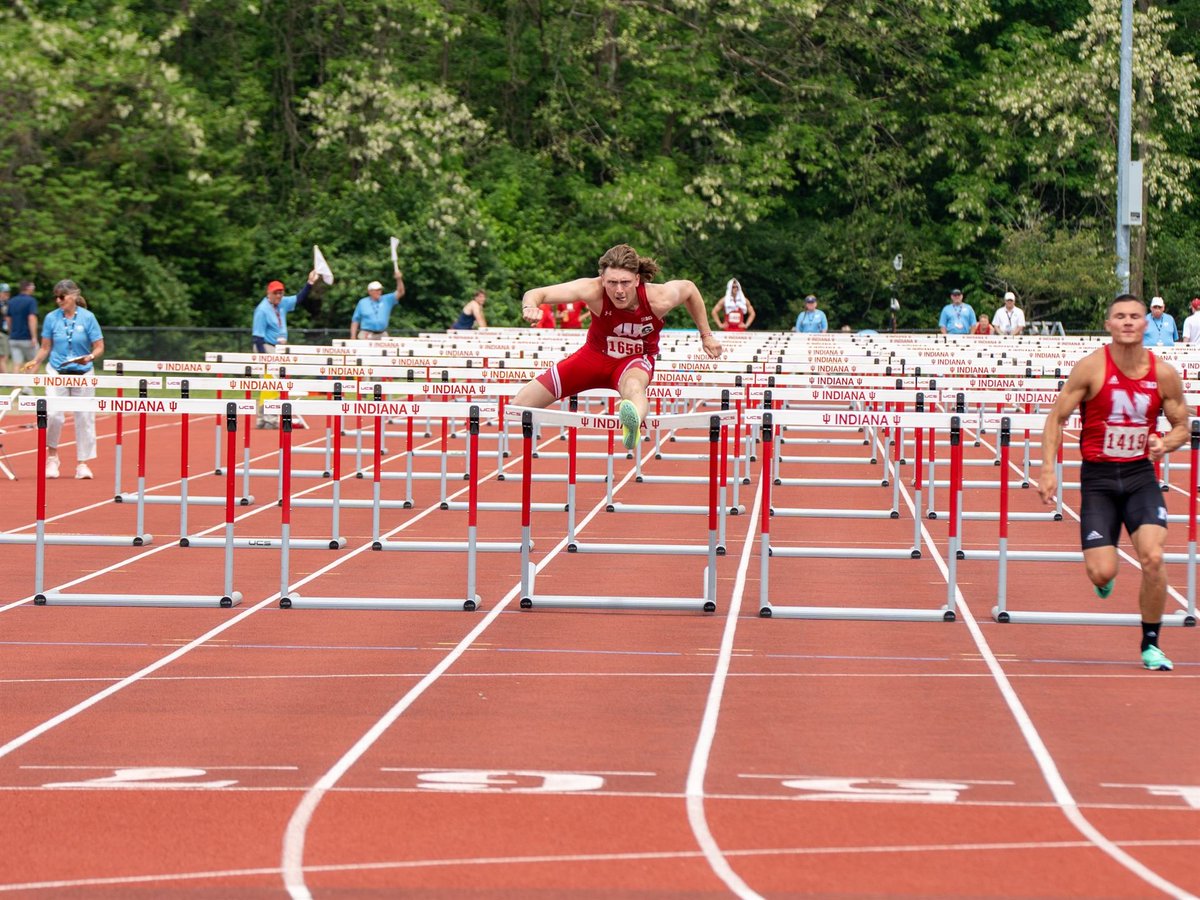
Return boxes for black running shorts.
[1078,458,1168,549]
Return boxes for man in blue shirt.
[1143,296,1178,347]
[5,281,39,391]
[938,288,977,335]
[252,270,318,428]
[350,271,405,339]
[0,283,9,373]
[251,270,319,353]
[794,294,828,333]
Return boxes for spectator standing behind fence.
[558,300,590,329]
[1181,298,1200,345]
[350,271,405,340]
[1142,296,1177,347]
[450,290,488,330]
[993,291,1025,335]
[794,294,828,333]
[20,280,104,480]
[712,278,755,331]
[939,288,976,335]
[0,283,10,374]
[6,282,39,386]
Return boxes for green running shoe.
[618,399,641,450]
[1141,645,1173,671]
[1093,578,1114,599]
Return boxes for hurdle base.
[760,603,955,622]
[119,492,248,506]
[520,594,715,613]
[770,546,919,560]
[37,590,243,608]
[182,536,346,550]
[609,503,743,516]
[281,592,480,612]
[377,539,526,553]
[770,506,896,519]
[568,541,713,556]
[0,533,153,547]
[992,609,1195,627]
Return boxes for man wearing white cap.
[993,291,1026,336]
[1142,296,1177,347]
[350,270,405,340]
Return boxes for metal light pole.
[1115,0,1133,294]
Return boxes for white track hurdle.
[23,398,251,607]
[279,404,498,610]
[509,405,731,613]
[981,414,1198,628]
[750,408,958,622]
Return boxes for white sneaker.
[45,457,60,479]
[75,463,94,480]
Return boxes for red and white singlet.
[722,297,747,331]
[585,282,663,359]
[1078,346,1162,463]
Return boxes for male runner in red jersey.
[513,244,722,449]
[1038,294,1190,670]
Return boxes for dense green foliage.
[3,0,1200,335]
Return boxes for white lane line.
[279,440,657,899]
[0,425,520,751]
[894,447,1198,900]
[684,477,763,900]
[5,838,1200,895]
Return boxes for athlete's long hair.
[598,244,659,282]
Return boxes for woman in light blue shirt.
[795,295,828,333]
[20,279,105,479]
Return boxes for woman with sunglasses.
[20,279,105,479]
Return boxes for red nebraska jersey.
[1079,346,1162,462]
[585,281,662,359]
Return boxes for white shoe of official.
[46,457,60,479]
[75,463,94,480]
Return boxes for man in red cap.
[251,269,318,426]
[1182,297,1200,345]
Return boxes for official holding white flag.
[350,258,405,340]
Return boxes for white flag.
[389,236,400,273]
[313,245,334,285]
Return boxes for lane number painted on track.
[415,770,605,793]
[1104,782,1200,808]
[777,776,970,804]
[42,767,237,789]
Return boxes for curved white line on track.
[279,439,655,899]
[8,837,1200,895]
[684,477,764,899]
[893,443,1197,900]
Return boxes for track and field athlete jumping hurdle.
[1037,294,1191,672]
[512,244,723,450]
